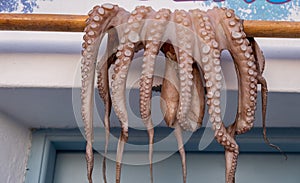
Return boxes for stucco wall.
[0,113,31,183]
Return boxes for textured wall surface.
[0,113,31,183]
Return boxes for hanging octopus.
[81,4,283,183]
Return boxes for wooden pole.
[0,13,300,38]
[243,20,300,38]
[0,14,87,32]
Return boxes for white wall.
[0,113,31,183]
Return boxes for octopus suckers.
[201,31,208,36]
[250,90,255,95]
[206,81,213,87]
[98,7,105,15]
[123,57,130,62]
[231,31,242,39]
[216,74,222,81]
[120,74,126,79]
[116,52,122,57]
[245,52,251,59]
[250,96,255,101]
[212,40,219,48]
[216,82,222,89]
[102,3,114,10]
[215,91,221,97]
[215,116,221,122]
[215,66,222,72]
[204,65,211,71]
[241,45,247,51]
[213,59,220,65]
[215,107,221,114]
[214,99,220,106]
[226,11,232,18]
[204,73,210,79]
[229,20,236,26]
[248,69,254,75]
[213,50,220,57]
[218,131,223,137]
[88,9,94,15]
[90,23,98,29]
[236,39,243,45]
[216,123,221,130]
[88,31,95,36]
[93,16,101,22]
[128,31,140,43]
[202,45,211,54]
[117,45,124,51]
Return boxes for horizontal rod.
[0,14,87,32]
[0,13,300,38]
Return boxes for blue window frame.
[25,128,300,183]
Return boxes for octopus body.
[81,4,280,183]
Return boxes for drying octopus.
[81,4,283,183]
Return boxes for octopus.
[81,4,283,183]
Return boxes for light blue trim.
[25,127,300,182]
[25,131,57,183]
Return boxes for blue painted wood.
[25,127,300,182]
[25,131,56,183]
[25,131,46,183]
[43,142,56,183]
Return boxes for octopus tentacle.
[81,4,120,183]
[191,10,239,183]
[97,50,111,183]
[189,62,206,129]
[174,123,187,183]
[172,10,195,131]
[207,8,275,182]
[98,9,131,183]
[256,75,286,158]
[207,8,258,135]
[139,9,171,183]
[248,37,265,74]
[110,6,152,183]
[208,8,258,182]
[248,38,286,158]
[96,27,120,183]
[160,47,189,183]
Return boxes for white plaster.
[0,113,31,183]
[0,31,299,92]
[0,53,81,88]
